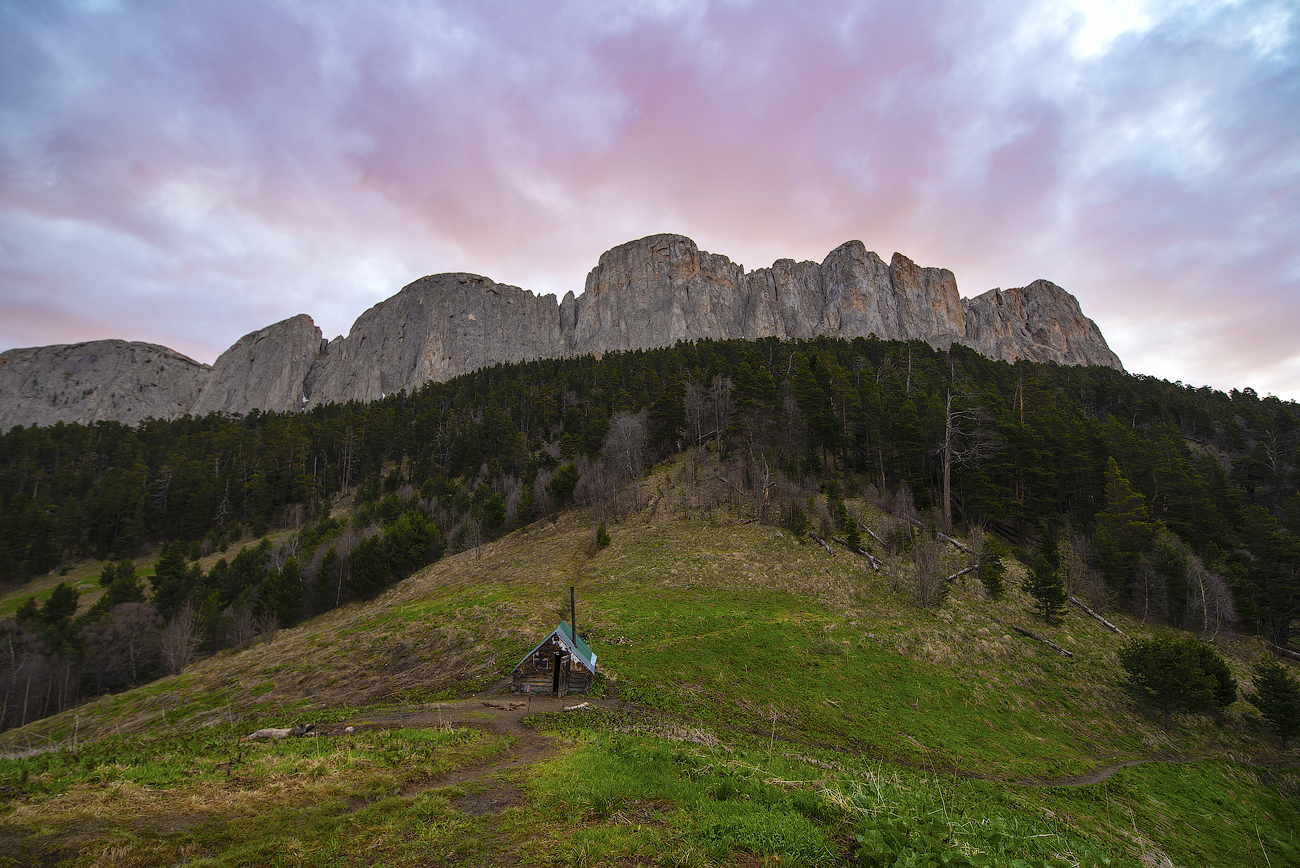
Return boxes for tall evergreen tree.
[1094,457,1161,600]
[1246,657,1300,748]
[1026,529,1068,625]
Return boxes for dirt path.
[318,693,628,865]
[323,692,1210,793]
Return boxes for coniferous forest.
[1,336,1298,730]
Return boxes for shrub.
[1119,633,1237,729]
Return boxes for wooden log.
[564,701,590,712]
[903,516,971,553]
[808,533,834,554]
[1011,625,1074,657]
[830,536,882,571]
[1068,596,1126,637]
[944,565,976,583]
[241,723,314,741]
[857,521,886,548]
[1268,641,1300,662]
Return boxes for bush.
[1119,633,1237,729]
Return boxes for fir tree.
[1246,657,1300,748]
[1026,530,1068,624]
[1094,457,1161,599]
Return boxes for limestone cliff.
[192,314,327,417]
[0,340,210,429]
[962,280,1123,368]
[303,273,563,409]
[0,233,1122,427]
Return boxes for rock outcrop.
[0,233,1122,428]
[962,280,1122,368]
[0,340,210,430]
[191,314,327,417]
[303,274,564,409]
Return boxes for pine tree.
[1246,657,1300,748]
[1094,457,1160,600]
[260,557,304,627]
[1026,530,1068,624]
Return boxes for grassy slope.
[1,463,1297,866]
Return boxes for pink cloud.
[0,0,1296,398]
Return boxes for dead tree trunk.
[1068,596,1126,637]
[832,536,882,571]
[1010,625,1074,657]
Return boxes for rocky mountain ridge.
[0,233,1122,428]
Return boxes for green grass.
[527,725,1134,867]
[1024,760,1300,868]
[2,470,1298,866]
[0,720,509,866]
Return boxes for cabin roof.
[515,621,597,672]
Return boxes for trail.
[328,692,1212,791]
[322,693,625,867]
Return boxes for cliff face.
[962,280,1123,368]
[0,340,210,430]
[0,233,1122,427]
[303,273,564,409]
[191,314,327,417]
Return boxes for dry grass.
[2,456,1290,775]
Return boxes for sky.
[1,0,1297,399]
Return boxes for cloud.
[0,0,1296,397]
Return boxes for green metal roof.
[515,621,598,672]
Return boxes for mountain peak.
[0,236,1121,428]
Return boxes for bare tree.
[227,607,257,649]
[685,379,709,446]
[1187,557,1237,640]
[160,600,200,675]
[603,410,650,480]
[752,455,777,524]
[912,534,945,608]
[80,603,162,688]
[939,392,998,534]
[464,518,485,559]
[256,612,279,642]
[1062,526,1113,612]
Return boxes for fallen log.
[242,723,315,741]
[944,565,976,583]
[1268,641,1300,662]
[857,521,887,548]
[1069,596,1126,637]
[903,516,972,553]
[1011,626,1074,658]
[831,536,882,571]
[564,701,590,712]
[808,533,834,555]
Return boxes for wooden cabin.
[511,621,597,696]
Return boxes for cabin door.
[551,652,566,694]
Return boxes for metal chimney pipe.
[570,586,576,641]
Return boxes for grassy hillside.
[1,464,1297,867]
